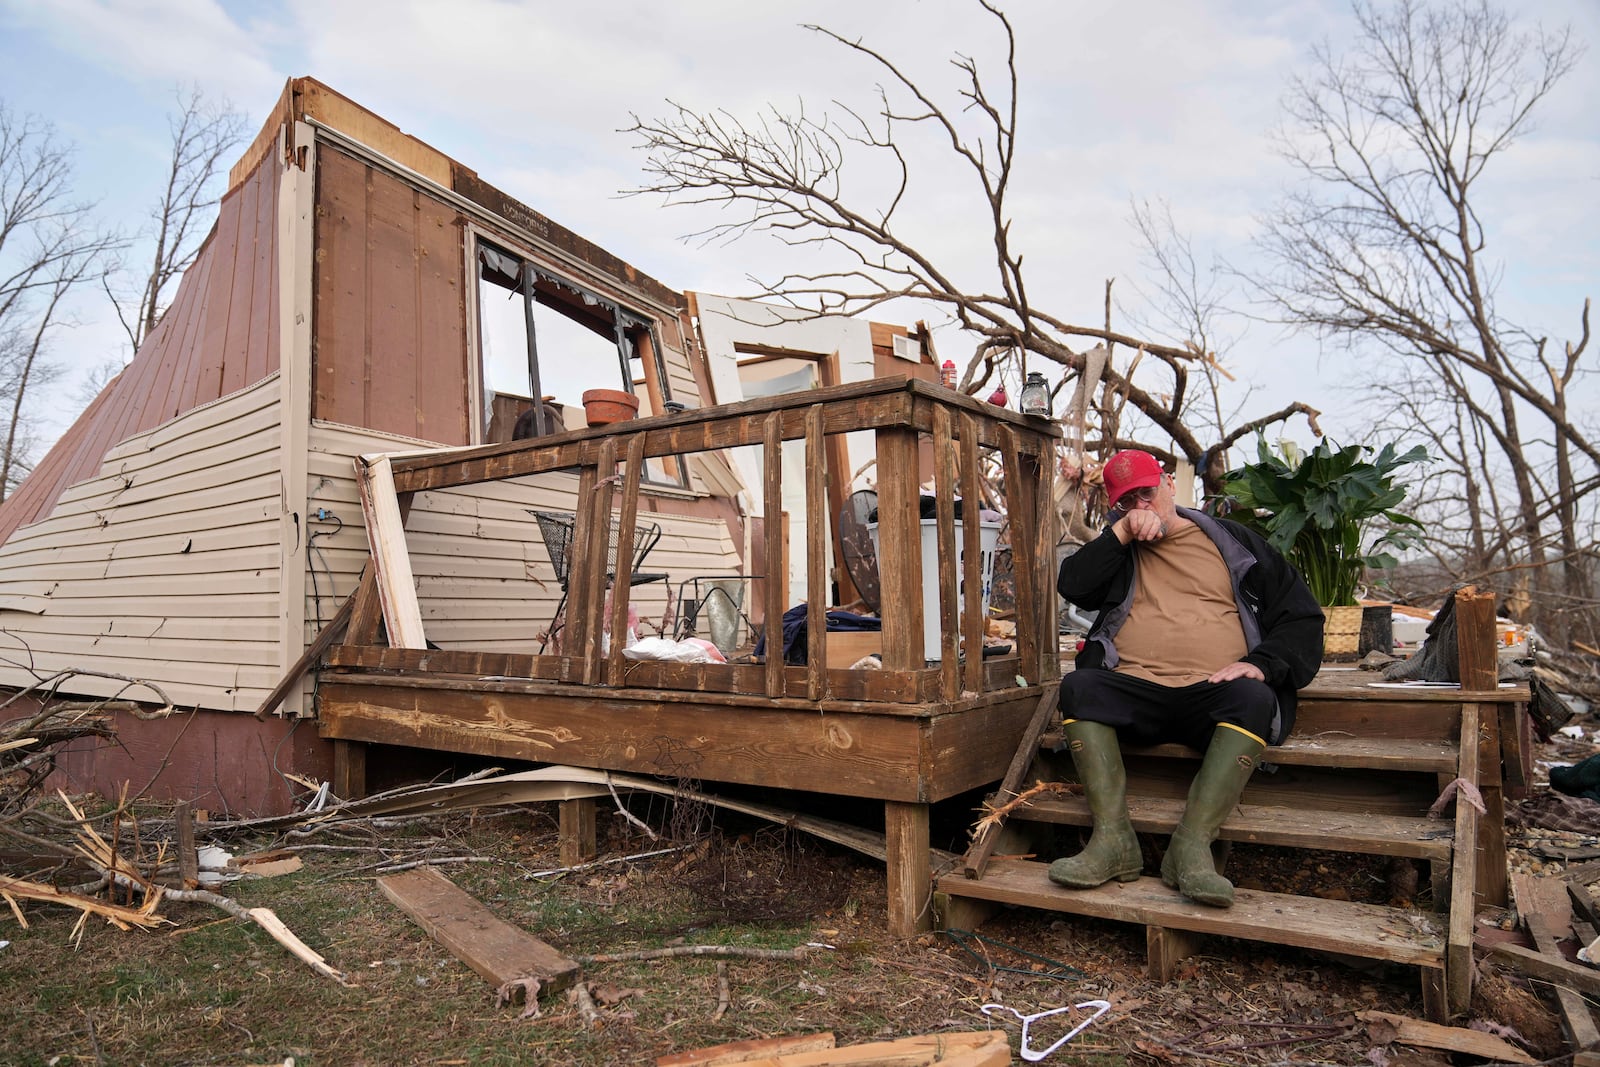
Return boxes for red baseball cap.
[1103,450,1164,509]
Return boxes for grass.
[0,808,970,1066]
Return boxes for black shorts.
[1058,669,1277,749]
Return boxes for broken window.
[476,240,683,486]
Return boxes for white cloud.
[0,0,1594,450]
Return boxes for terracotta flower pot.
[581,388,639,426]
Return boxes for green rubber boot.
[1047,720,1143,889]
[1160,725,1265,908]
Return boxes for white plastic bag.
[621,636,727,663]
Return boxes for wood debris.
[0,873,166,937]
[1512,871,1600,1063]
[657,1033,837,1066]
[377,865,580,1013]
[659,1031,1006,1067]
[972,780,1078,835]
[1358,1010,1535,1063]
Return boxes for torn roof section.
[0,76,938,719]
[0,76,696,547]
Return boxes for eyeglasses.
[1111,485,1160,514]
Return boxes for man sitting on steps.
[1051,450,1324,908]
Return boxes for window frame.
[467,230,685,488]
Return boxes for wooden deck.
[314,379,1531,1018]
[319,378,1061,936]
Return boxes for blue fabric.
[753,604,881,665]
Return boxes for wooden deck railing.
[349,377,1061,705]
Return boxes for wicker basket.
[1323,604,1364,659]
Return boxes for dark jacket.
[1058,508,1324,743]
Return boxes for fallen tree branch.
[372,856,492,875]
[0,873,166,934]
[525,843,696,879]
[711,960,731,1020]
[972,780,1079,836]
[575,944,814,964]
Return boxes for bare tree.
[105,86,247,356]
[1256,0,1594,644]
[627,2,1320,508]
[1124,197,1263,469]
[0,103,118,502]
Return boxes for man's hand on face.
[1208,661,1266,684]
[1114,508,1166,544]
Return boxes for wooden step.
[1013,794,1453,861]
[1039,731,1459,774]
[937,858,1446,968]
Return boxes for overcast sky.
[1,0,1595,454]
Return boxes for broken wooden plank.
[377,865,579,1003]
[355,453,426,649]
[253,581,359,720]
[1446,700,1481,1017]
[231,850,303,878]
[1358,1010,1534,1064]
[963,686,1059,878]
[1488,941,1600,998]
[732,1031,1009,1066]
[656,1032,836,1066]
[175,801,198,890]
[1513,871,1600,1057]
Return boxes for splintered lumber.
[355,453,426,649]
[963,686,1059,878]
[716,1031,1009,1066]
[377,866,579,1002]
[656,1033,837,1066]
[1488,941,1600,997]
[1512,871,1600,1061]
[1358,1010,1534,1064]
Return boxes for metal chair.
[532,510,668,653]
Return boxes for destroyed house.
[0,79,1035,829]
[0,81,1541,1024]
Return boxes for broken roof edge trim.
[229,77,681,313]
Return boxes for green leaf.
[1214,435,1429,605]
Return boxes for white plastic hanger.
[981,999,1112,1061]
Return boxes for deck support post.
[885,800,932,937]
[332,739,367,801]
[558,797,597,867]
[933,892,998,935]
[1421,966,1448,1024]
[1146,925,1205,981]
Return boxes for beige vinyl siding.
[306,421,743,653]
[656,342,730,499]
[0,378,285,710]
[661,341,702,406]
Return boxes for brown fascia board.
[230,76,682,313]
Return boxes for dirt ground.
[10,706,1600,1066]
[0,758,1581,1067]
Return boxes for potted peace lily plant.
[1216,437,1428,657]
